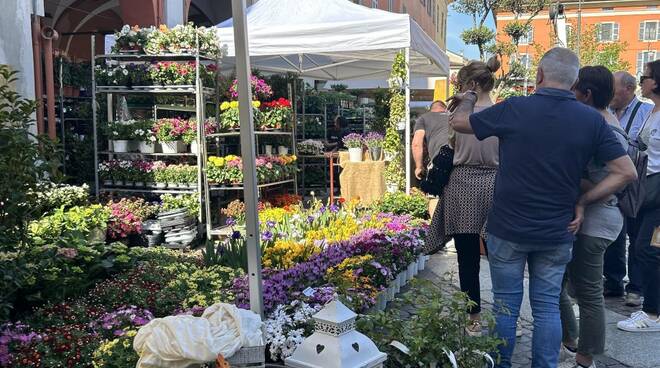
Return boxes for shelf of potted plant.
[98,151,197,157]
[99,187,196,194]
[95,85,216,96]
[209,178,296,191]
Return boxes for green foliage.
[461,26,496,48]
[204,236,249,273]
[159,264,243,309]
[28,204,110,245]
[504,21,530,44]
[357,280,503,367]
[377,190,429,219]
[0,65,59,245]
[160,193,199,216]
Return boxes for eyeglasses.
[640,75,653,85]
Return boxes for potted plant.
[153,164,169,188]
[260,98,292,131]
[99,161,114,186]
[363,132,384,161]
[219,100,261,132]
[343,133,363,162]
[133,119,157,153]
[111,25,155,53]
[152,117,193,153]
[184,117,217,154]
[105,120,136,152]
[297,139,324,155]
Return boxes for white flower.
[122,69,129,76]
[121,25,130,34]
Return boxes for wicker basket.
[226,346,266,367]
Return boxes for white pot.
[161,140,185,153]
[190,141,199,155]
[377,292,387,311]
[139,141,156,153]
[384,151,395,161]
[103,179,113,186]
[398,272,407,287]
[386,283,396,301]
[386,183,399,193]
[278,146,289,155]
[417,255,425,271]
[348,147,363,162]
[113,140,130,153]
[265,145,273,156]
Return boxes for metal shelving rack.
[91,38,218,226]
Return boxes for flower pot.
[87,227,106,243]
[384,151,395,161]
[146,182,156,188]
[125,181,135,187]
[377,292,387,311]
[409,261,418,277]
[398,272,407,287]
[386,283,396,301]
[348,147,363,162]
[369,147,382,161]
[278,146,289,155]
[418,254,425,271]
[190,141,199,155]
[156,182,168,188]
[128,140,140,152]
[113,140,130,153]
[386,183,399,193]
[265,145,273,156]
[134,181,145,187]
[103,179,113,186]
[393,275,401,293]
[113,180,124,186]
[161,140,185,153]
[139,141,156,153]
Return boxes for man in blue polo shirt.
[449,48,637,368]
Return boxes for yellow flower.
[159,24,169,32]
[230,101,239,109]
[126,330,137,337]
[220,101,230,111]
[252,100,261,108]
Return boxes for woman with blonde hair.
[429,56,500,335]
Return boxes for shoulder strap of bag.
[625,101,643,134]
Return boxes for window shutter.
[614,23,619,40]
[640,22,645,40]
[529,27,534,43]
[637,52,643,74]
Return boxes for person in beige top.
[427,56,500,336]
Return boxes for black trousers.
[603,219,643,294]
[454,233,482,314]
[636,207,660,315]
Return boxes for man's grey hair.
[614,71,637,89]
[538,47,580,88]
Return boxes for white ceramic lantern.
[285,300,387,368]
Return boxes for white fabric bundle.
[134,303,263,368]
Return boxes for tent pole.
[404,47,411,194]
[231,0,264,317]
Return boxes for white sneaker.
[516,320,523,337]
[557,361,597,368]
[558,344,577,362]
[617,311,660,332]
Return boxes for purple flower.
[226,217,236,226]
[329,204,339,213]
[231,231,242,240]
[307,216,315,224]
[261,231,273,242]
[113,329,125,336]
[266,220,275,228]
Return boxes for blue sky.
[446,7,496,60]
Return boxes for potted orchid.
[343,133,364,162]
[152,117,195,153]
[363,132,384,161]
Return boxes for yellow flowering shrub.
[259,207,290,224]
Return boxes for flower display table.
[338,151,385,205]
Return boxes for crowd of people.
[414,47,660,368]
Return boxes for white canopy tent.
[216,0,450,80]
[217,0,450,194]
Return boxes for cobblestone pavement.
[409,247,654,368]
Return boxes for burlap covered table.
[338,151,385,205]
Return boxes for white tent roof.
[216,0,450,80]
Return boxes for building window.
[519,54,531,69]
[428,0,433,15]
[637,51,657,75]
[403,5,407,13]
[372,0,378,8]
[602,7,614,11]
[388,0,394,11]
[639,21,659,41]
[597,22,619,42]
[519,27,534,45]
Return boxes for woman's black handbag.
[420,145,454,196]
[642,173,660,210]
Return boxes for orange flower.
[131,25,140,32]
[159,24,169,33]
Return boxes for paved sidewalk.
[420,245,660,368]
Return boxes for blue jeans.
[487,234,572,368]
